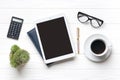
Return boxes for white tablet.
[35,15,75,64]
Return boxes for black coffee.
[91,40,106,54]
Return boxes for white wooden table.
[0,0,120,80]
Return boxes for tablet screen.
[36,17,73,60]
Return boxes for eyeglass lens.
[90,19,102,28]
[78,16,89,23]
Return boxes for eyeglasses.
[77,12,104,28]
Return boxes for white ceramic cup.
[84,34,112,62]
[90,39,108,58]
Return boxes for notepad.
[27,28,43,58]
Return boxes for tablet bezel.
[35,15,75,64]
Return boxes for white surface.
[0,0,120,80]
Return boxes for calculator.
[7,16,24,40]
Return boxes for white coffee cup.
[84,34,112,62]
[90,39,108,58]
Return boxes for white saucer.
[84,34,112,62]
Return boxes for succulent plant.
[10,45,30,68]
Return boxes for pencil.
[77,27,80,54]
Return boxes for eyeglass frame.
[77,12,104,28]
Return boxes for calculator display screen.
[13,18,22,23]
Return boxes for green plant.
[10,45,30,68]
